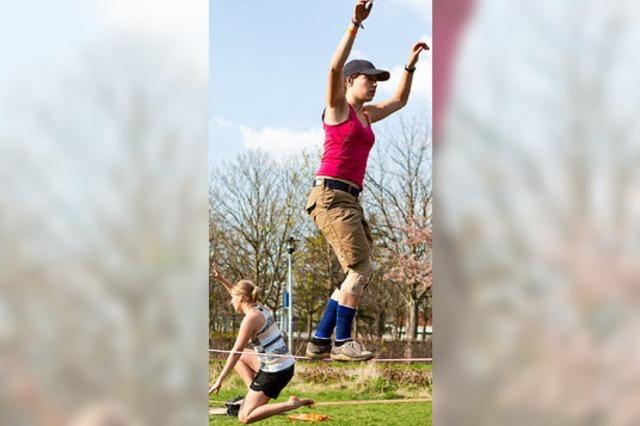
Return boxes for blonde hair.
[231,280,260,303]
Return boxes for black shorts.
[249,365,294,399]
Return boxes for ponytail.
[250,286,261,303]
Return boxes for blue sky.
[209,0,432,167]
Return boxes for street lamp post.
[286,237,296,352]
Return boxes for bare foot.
[289,395,314,409]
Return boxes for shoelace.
[349,340,364,351]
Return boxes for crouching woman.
[210,265,313,424]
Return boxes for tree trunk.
[402,300,417,360]
[423,299,432,341]
[396,310,404,340]
[405,298,419,342]
[306,313,312,338]
[377,310,386,338]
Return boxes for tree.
[294,233,336,338]
[365,114,433,342]
[384,220,433,341]
[209,151,308,320]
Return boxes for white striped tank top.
[251,304,295,373]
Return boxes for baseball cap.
[342,59,390,81]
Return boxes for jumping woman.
[305,0,429,361]
[210,265,313,424]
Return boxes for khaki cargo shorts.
[305,184,373,272]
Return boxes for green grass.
[209,401,431,425]
[209,359,432,425]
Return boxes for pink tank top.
[316,105,375,189]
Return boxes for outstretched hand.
[353,0,373,24]
[407,41,430,68]
[209,379,222,395]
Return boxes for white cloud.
[239,126,323,157]
[381,64,431,102]
[379,36,431,102]
[376,61,432,101]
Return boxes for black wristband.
[352,19,364,29]
[404,65,416,73]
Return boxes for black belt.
[314,178,361,198]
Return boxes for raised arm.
[325,1,373,121]
[364,41,429,123]
[211,263,234,295]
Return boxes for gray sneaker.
[331,340,374,362]
[305,340,332,359]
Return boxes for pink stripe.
[372,358,432,362]
[208,348,319,360]
[208,349,431,362]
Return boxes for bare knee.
[330,287,341,300]
[341,258,375,296]
[238,408,251,424]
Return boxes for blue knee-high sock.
[313,299,339,340]
[335,305,357,341]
